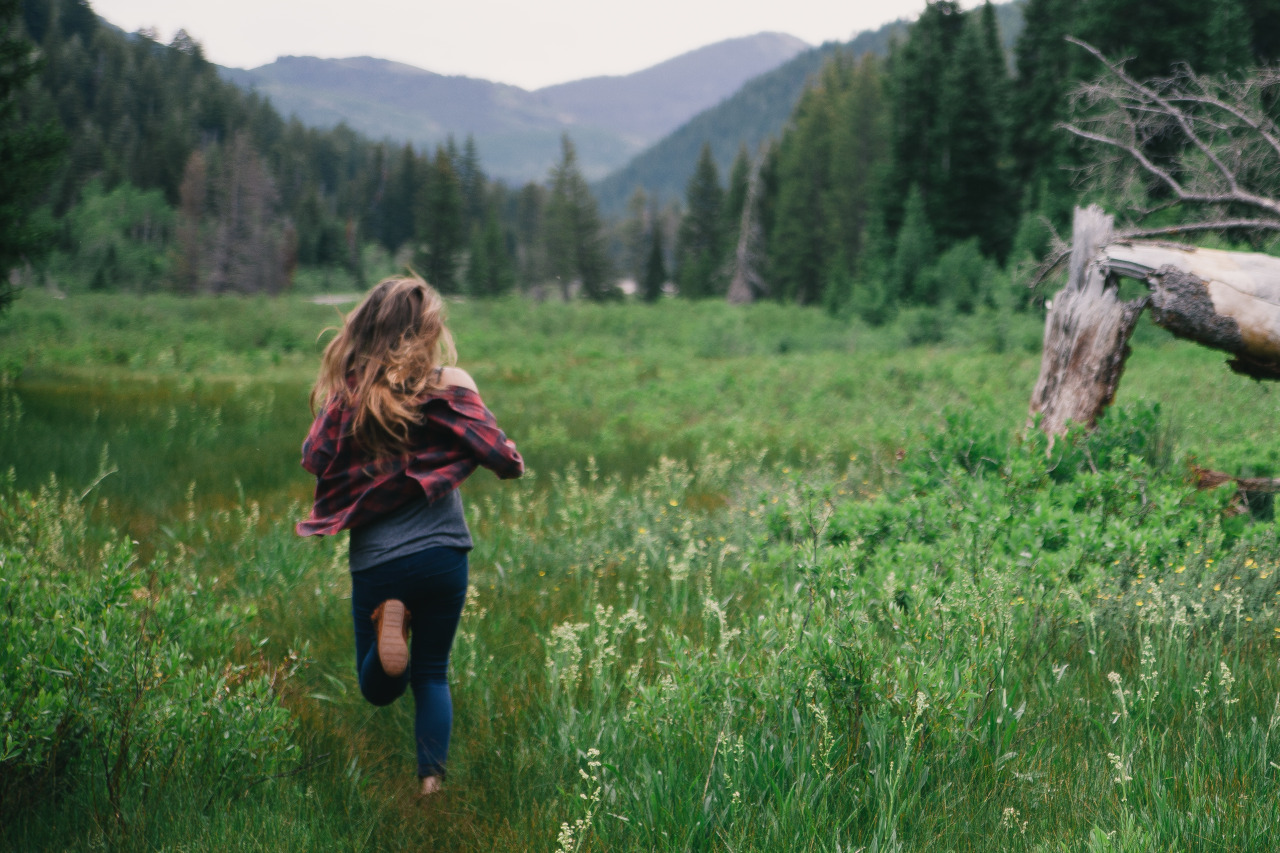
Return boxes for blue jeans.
[350,546,469,779]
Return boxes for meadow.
[3,290,1280,851]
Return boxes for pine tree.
[0,0,64,310]
[380,144,418,252]
[465,209,515,297]
[1011,0,1075,218]
[769,74,834,304]
[824,53,888,286]
[936,7,1013,259]
[515,181,546,288]
[545,135,612,300]
[415,146,465,293]
[1073,0,1210,80]
[892,184,936,304]
[883,0,964,234]
[642,222,667,303]
[675,143,726,298]
[849,210,894,324]
[458,135,486,232]
[622,187,651,281]
[723,144,751,253]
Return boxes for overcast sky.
[89,0,984,91]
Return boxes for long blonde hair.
[311,275,457,456]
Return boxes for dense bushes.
[0,477,299,836]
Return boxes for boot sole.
[377,599,409,677]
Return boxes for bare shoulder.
[440,366,478,393]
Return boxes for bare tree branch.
[1027,247,1071,291]
[1165,93,1280,162]
[1065,37,1244,197]
[1061,39,1280,228]
[1117,219,1280,239]
[1059,122,1189,197]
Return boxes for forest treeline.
[2,0,608,302]
[6,0,1280,315]
[664,0,1280,321]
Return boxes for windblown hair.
[311,275,457,457]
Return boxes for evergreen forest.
[663,0,1280,321]
[7,0,1280,315]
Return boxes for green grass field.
[3,291,1280,851]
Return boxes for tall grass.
[3,294,1280,850]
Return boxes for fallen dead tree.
[1030,204,1280,503]
[1105,240,1280,381]
[1028,41,1280,502]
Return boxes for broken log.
[1032,205,1280,437]
[1191,464,1280,516]
[1191,465,1280,494]
[1102,242,1280,380]
[1029,206,1148,436]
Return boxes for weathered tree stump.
[1029,206,1148,436]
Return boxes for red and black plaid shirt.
[296,386,523,537]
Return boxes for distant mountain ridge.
[536,33,809,145]
[223,56,548,138]
[220,33,810,183]
[593,1,1026,214]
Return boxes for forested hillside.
[9,0,1280,318]
[219,56,618,185]
[5,0,618,299]
[537,32,809,151]
[592,40,848,216]
[594,2,1025,215]
[642,0,1280,328]
[221,33,809,185]
[221,33,803,184]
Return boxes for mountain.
[220,57,630,184]
[591,20,907,214]
[593,0,1027,214]
[220,33,809,184]
[536,33,809,145]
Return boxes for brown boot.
[370,599,411,677]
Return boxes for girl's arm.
[424,377,524,479]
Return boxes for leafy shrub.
[895,305,948,346]
[51,181,175,292]
[0,480,298,832]
[916,238,997,314]
[830,403,1210,588]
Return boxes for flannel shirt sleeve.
[423,387,524,479]
[300,401,340,476]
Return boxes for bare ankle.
[420,775,442,796]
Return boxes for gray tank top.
[348,488,473,572]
